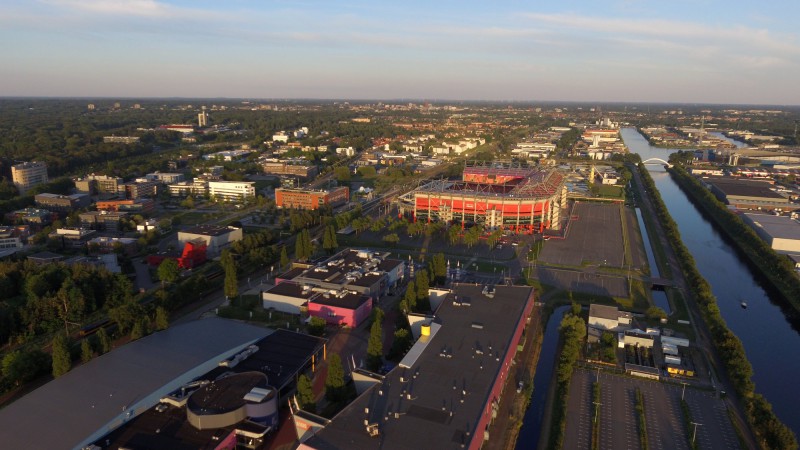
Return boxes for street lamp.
[681,382,688,401]
[593,401,602,423]
[691,422,702,445]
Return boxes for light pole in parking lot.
[593,401,602,423]
[691,422,702,445]
[681,382,688,401]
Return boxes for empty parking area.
[565,369,742,450]
[563,369,593,449]
[684,389,740,450]
[539,202,625,267]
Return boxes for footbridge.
[642,158,672,167]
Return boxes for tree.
[334,166,351,182]
[221,249,238,300]
[96,327,111,354]
[108,300,145,334]
[430,253,447,285]
[155,306,169,331]
[382,233,400,247]
[2,350,49,386]
[308,316,327,336]
[52,333,71,378]
[389,329,413,360]
[645,306,667,321]
[402,280,417,312]
[280,246,289,269]
[157,258,180,285]
[130,318,148,340]
[416,269,430,300]
[367,319,383,372]
[80,339,93,363]
[325,353,346,402]
[297,374,316,413]
[448,225,461,245]
[323,225,338,253]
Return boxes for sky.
[2,0,799,104]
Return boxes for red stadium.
[400,161,567,234]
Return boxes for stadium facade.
[400,161,568,233]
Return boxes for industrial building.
[262,281,374,327]
[275,186,349,210]
[178,225,243,257]
[296,284,535,450]
[742,213,800,253]
[588,304,633,332]
[702,177,791,211]
[399,161,568,233]
[11,161,48,194]
[274,249,405,298]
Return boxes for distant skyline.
[2,0,799,105]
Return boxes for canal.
[621,127,800,436]
[516,305,569,450]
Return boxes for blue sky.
[2,0,799,104]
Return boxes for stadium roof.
[0,318,269,450]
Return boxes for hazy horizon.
[3,1,799,104]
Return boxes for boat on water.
[741,300,748,309]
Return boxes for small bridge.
[642,158,672,167]
[647,277,675,290]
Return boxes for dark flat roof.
[378,259,404,272]
[94,329,325,449]
[312,291,369,310]
[350,272,385,287]
[705,177,785,200]
[266,281,318,299]
[305,284,533,450]
[0,318,269,450]
[182,224,237,236]
[187,372,267,415]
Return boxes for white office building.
[208,181,255,202]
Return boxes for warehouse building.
[178,225,243,257]
[399,161,568,233]
[297,284,536,450]
[702,177,791,211]
[742,213,800,253]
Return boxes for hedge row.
[635,163,797,450]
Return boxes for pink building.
[308,291,373,328]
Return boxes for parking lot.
[564,369,737,450]
[539,202,626,268]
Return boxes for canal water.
[620,127,800,436]
[635,207,670,313]
[516,305,569,450]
